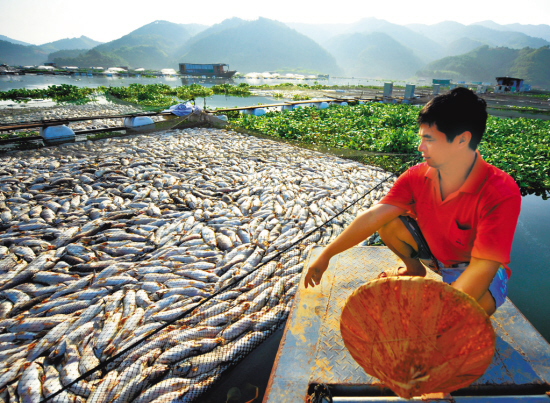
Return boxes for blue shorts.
[441,266,508,309]
[398,216,508,309]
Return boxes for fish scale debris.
[0,127,393,402]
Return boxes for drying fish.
[0,126,392,403]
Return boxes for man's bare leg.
[477,290,497,316]
[378,217,426,277]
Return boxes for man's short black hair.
[417,87,488,150]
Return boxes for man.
[304,87,521,316]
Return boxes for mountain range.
[1,18,549,86]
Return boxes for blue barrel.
[253,108,266,116]
[317,102,329,110]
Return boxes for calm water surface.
[508,194,550,342]
[0,74,411,93]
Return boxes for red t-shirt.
[380,151,521,277]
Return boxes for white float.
[243,108,266,116]
[40,125,75,143]
[123,116,155,129]
[316,102,329,109]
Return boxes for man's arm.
[451,257,501,310]
[304,203,406,288]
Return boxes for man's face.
[417,123,462,169]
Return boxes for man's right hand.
[302,204,405,289]
[304,253,331,288]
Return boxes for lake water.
[0,75,317,110]
[0,74,406,110]
[0,74,411,93]
[508,193,550,341]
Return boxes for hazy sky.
[1,0,550,45]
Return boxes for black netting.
[0,126,417,403]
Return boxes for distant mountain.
[344,18,445,61]
[51,20,204,69]
[445,37,486,56]
[109,45,171,68]
[3,17,549,83]
[286,18,444,62]
[176,17,341,75]
[59,20,208,69]
[417,45,550,87]
[39,36,102,53]
[0,35,31,46]
[473,21,550,42]
[46,49,88,63]
[173,17,249,56]
[0,40,48,65]
[508,46,550,86]
[406,21,550,50]
[95,20,201,53]
[51,48,126,69]
[325,32,424,79]
[284,22,351,45]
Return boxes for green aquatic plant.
[0,84,98,102]
[229,103,550,191]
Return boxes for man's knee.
[478,290,497,316]
[378,216,403,238]
[378,216,419,254]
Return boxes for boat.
[178,63,236,78]
[264,246,550,402]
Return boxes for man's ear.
[457,131,472,148]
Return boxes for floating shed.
[495,77,525,93]
[179,63,236,78]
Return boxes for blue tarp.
[163,102,194,117]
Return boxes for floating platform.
[264,246,550,402]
